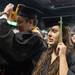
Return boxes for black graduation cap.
[43,17,60,27]
[43,16,73,28]
[17,4,44,19]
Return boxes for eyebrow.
[51,27,59,30]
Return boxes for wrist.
[59,51,66,57]
[1,12,8,16]
[59,54,66,58]
[0,12,8,19]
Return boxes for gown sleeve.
[0,18,47,63]
[67,50,75,75]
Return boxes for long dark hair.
[32,24,70,75]
[67,25,75,51]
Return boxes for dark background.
[0,0,75,29]
[1,0,75,17]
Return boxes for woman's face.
[71,32,75,44]
[48,25,60,46]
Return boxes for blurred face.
[17,16,33,32]
[47,25,60,46]
[71,32,75,44]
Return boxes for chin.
[48,42,54,45]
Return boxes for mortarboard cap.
[43,16,73,28]
[43,17,60,28]
[17,4,44,19]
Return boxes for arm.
[59,55,68,75]
[0,3,15,57]
[57,42,68,75]
[58,43,75,75]
[0,3,14,35]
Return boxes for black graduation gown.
[67,48,75,75]
[0,18,47,75]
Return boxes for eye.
[71,33,75,36]
[71,32,75,36]
[52,29,58,33]
[71,34,73,36]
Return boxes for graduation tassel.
[59,16,63,42]
[56,17,63,55]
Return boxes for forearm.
[0,14,11,35]
[59,55,68,75]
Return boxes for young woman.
[66,25,75,75]
[32,18,75,75]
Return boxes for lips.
[48,39,53,42]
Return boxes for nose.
[48,31,52,37]
[48,34,52,37]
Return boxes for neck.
[50,43,58,55]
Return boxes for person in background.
[66,25,75,75]
[0,3,47,75]
[70,26,75,46]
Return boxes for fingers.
[56,42,67,56]
[4,3,14,13]
[7,3,14,8]
[3,3,14,16]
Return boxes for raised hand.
[56,42,67,56]
[3,3,14,16]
